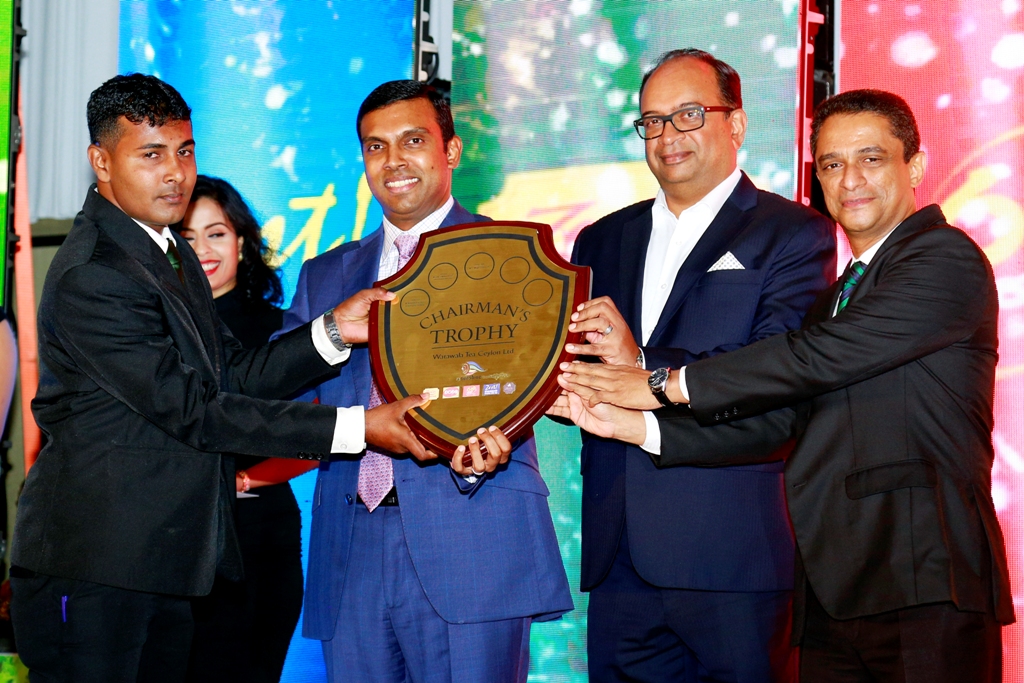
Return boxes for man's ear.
[446,134,463,170]
[88,144,112,183]
[729,108,748,150]
[907,150,927,189]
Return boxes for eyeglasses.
[633,105,734,140]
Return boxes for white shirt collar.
[652,167,742,221]
[93,187,176,252]
[853,223,901,266]
[381,195,454,255]
[132,218,176,253]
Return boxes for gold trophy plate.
[369,222,591,458]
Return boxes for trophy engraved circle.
[399,289,431,317]
[428,263,459,290]
[522,279,554,307]
[500,256,531,284]
[464,252,495,280]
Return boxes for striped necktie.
[357,232,420,512]
[165,238,185,284]
[835,261,866,315]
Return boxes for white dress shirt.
[657,222,903,455]
[135,219,362,454]
[637,169,741,454]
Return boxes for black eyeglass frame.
[632,105,735,140]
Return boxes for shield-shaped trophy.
[369,222,591,458]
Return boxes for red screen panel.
[839,0,1024,677]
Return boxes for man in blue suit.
[566,49,836,681]
[279,80,573,683]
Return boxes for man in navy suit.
[566,49,835,681]
[278,80,573,683]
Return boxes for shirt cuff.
[637,348,646,369]
[312,313,351,366]
[332,406,365,453]
[640,411,661,454]
[678,366,690,403]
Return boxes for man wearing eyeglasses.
[565,49,836,682]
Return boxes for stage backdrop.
[837,0,1024,678]
[120,0,804,680]
[450,0,804,677]
[119,1,412,680]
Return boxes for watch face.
[648,367,669,392]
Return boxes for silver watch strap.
[322,309,352,351]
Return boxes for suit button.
[345,494,353,505]
[733,407,739,415]
[714,413,720,421]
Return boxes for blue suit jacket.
[572,173,836,592]
[281,200,574,639]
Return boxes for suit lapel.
[649,174,758,345]
[619,211,652,341]
[83,187,219,377]
[345,228,386,406]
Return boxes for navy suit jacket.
[280,200,574,639]
[571,173,836,592]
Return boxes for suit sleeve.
[687,228,994,425]
[52,262,337,458]
[642,213,836,369]
[273,259,321,405]
[651,405,797,468]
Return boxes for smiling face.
[359,98,462,230]
[88,117,197,229]
[179,197,243,298]
[640,57,747,215]
[814,112,926,255]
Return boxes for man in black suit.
[565,49,834,682]
[10,73,431,683]
[553,90,1013,682]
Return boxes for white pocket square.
[707,252,744,272]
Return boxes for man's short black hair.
[87,73,192,148]
[639,49,743,110]
[356,80,455,146]
[811,89,920,162]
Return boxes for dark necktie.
[165,238,185,284]
[835,261,866,315]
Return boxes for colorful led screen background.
[120,1,412,679]
[118,0,803,680]
[0,0,13,309]
[838,0,1024,677]
[450,1,803,678]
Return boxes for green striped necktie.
[165,238,185,284]
[835,261,866,315]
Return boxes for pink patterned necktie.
[358,232,420,512]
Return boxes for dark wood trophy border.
[368,221,591,459]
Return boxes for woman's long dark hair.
[179,175,283,308]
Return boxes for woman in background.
[176,175,313,683]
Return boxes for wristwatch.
[647,367,674,407]
[323,308,352,352]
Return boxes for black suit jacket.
[572,173,835,592]
[13,188,340,597]
[663,205,1013,627]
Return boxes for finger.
[574,296,614,314]
[556,373,602,402]
[467,434,488,475]
[485,425,512,464]
[402,429,429,461]
[394,393,428,414]
[361,286,397,303]
[450,445,468,474]
[566,341,618,357]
